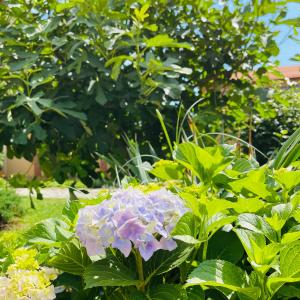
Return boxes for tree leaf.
[145,34,192,49]
[95,84,108,105]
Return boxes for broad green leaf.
[206,213,236,235]
[232,158,258,173]
[148,284,182,300]
[179,193,203,218]
[95,84,108,105]
[274,169,300,191]
[237,213,278,242]
[233,198,265,213]
[49,239,91,275]
[24,218,72,246]
[280,240,300,278]
[234,229,266,264]
[187,260,259,299]
[174,143,229,183]
[145,241,193,276]
[145,34,192,49]
[277,284,300,299]
[207,231,244,263]
[84,257,138,288]
[281,231,300,244]
[229,167,273,199]
[267,241,300,295]
[205,198,235,217]
[62,199,81,224]
[266,203,293,232]
[150,160,184,180]
[172,212,198,238]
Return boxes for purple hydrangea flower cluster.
[76,188,188,261]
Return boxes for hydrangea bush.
[0,141,299,300]
[76,188,188,260]
[0,248,57,300]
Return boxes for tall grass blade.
[272,127,300,169]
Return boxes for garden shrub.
[2,139,299,300]
[0,188,24,226]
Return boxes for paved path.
[15,188,103,199]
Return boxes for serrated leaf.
[187,260,259,299]
[49,239,92,275]
[24,218,71,246]
[84,257,138,288]
[172,212,198,238]
[237,213,278,242]
[145,241,193,276]
[207,231,244,263]
[149,284,182,300]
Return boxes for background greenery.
[0,0,299,186]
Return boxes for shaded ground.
[15,188,102,199]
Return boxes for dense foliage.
[1,138,299,299]
[0,0,298,184]
[0,188,23,225]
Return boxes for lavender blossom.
[76,188,188,261]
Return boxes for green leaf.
[185,286,205,300]
[187,260,259,299]
[174,143,228,183]
[266,203,293,232]
[150,160,184,180]
[280,240,300,278]
[274,169,300,191]
[84,257,138,288]
[277,284,300,299]
[172,212,198,238]
[145,34,192,49]
[49,239,91,275]
[237,213,278,242]
[148,284,182,300]
[229,167,273,199]
[145,241,193,277]
[62,199,81,224]
[24,218,72,246]
[267,241,300,296]
[206,213,236,235]
[233,198,265,214]
[207,231,244,263]
[95,84,108,105]
[105,55,133,81]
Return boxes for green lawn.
[0,197,66,237]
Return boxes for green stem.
[135,250,145,292]
[202,240,208,261]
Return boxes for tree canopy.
[0,0,298,185]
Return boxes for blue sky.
[275,2,299,66]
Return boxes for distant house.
[270,66,300,82]
[232,65,300,85]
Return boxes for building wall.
[2,147,40,178]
